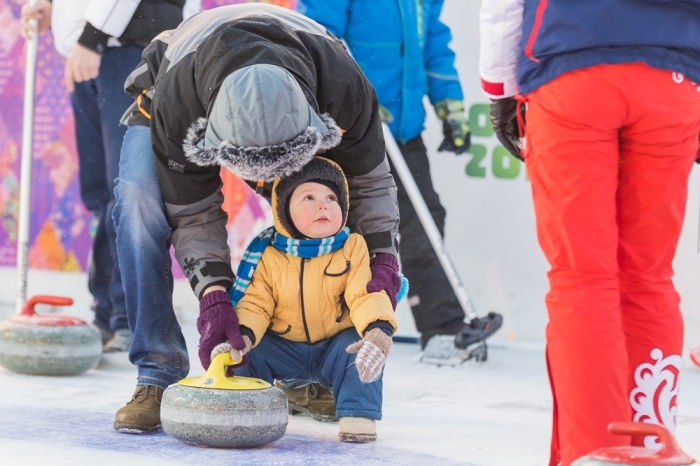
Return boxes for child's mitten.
[346,328,393,383]
[210,335,252,365]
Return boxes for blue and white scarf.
[228,227,349,306]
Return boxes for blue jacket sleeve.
[424,0,463,106]
[296,0,351,38]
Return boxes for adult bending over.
[112,3,400,434]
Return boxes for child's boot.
[338,417,377,443]
[275,382,338,422]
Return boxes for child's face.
[289,182,342,238]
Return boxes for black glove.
[490,97,526,161]
[696,134,700,164]
[435,99,471,155]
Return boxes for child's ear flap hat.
[271,157,349,238]
[182,64,342,182]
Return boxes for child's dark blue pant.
[236,328,383,420]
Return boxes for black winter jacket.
[123,4,399,298]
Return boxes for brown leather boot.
[274,382,338,422]
[114,385,164,433]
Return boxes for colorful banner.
[0,0,294,277]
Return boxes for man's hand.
[378,104,394,124]
[197,290,247,369]
[20,0,52,40]
[366,253,401,310]
[490,97,526,161]
[64,44,102,93]
[435,99,471,155]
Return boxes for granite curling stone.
[572,422,697,466]
[161,352,288,448]
[0,296,102,376]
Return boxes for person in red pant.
[479,1,700,465]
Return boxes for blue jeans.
[70,46,142,332]
[237,328,384,420]
[113,125,189,388]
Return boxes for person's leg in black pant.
[71,79,114,345]
[70,46,143,350]
[389,136,465,347]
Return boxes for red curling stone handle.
[9,295,84,326]
[19,295,74,316]
[608,422,695,464]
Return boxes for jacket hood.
[182,64,343,182]
[271,157,349,238]
[182,112,342,183]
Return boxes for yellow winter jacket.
[235,157,398,346]
[235,233,398,346]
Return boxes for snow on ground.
[1,304,699,466]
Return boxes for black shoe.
[454,312,503,350]
[420,319,467,349]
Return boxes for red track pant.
[523,63,700,466]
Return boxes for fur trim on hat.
[182,113,343,182]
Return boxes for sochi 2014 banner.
[0,0,294,277]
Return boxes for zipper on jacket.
[416,0,423,39]
[299,258,312,344]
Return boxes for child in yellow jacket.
[212,157,401,443]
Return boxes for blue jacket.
[518,0,700,95]
[297,0,463,143]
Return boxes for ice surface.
[1,306,699,466]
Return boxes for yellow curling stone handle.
[178,352,271,390]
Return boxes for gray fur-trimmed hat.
[272,157,349,239]
[183,64,343,182]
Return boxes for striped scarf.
[228,226,349,306]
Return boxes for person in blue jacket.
[291,0,471,420]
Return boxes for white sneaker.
[338,417,377,443]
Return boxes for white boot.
[338,417,377,443]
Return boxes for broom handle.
[382,123,479,321]
[16,0,40,314]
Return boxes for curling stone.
[0,295,102,376]
[161,352,288,448]
[572,422,697,466]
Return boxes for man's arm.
[148,60,234,299]
[19,0,52,40]
[424,0,464,105]
[479,0,525,99]
[60,0,143,92]
[80,0,142,54]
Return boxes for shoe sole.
[288,403,338,423]
[113,422,162,434]
[338,433,377,443]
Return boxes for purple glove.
[197,290,247,370]
[366,253,401,310]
